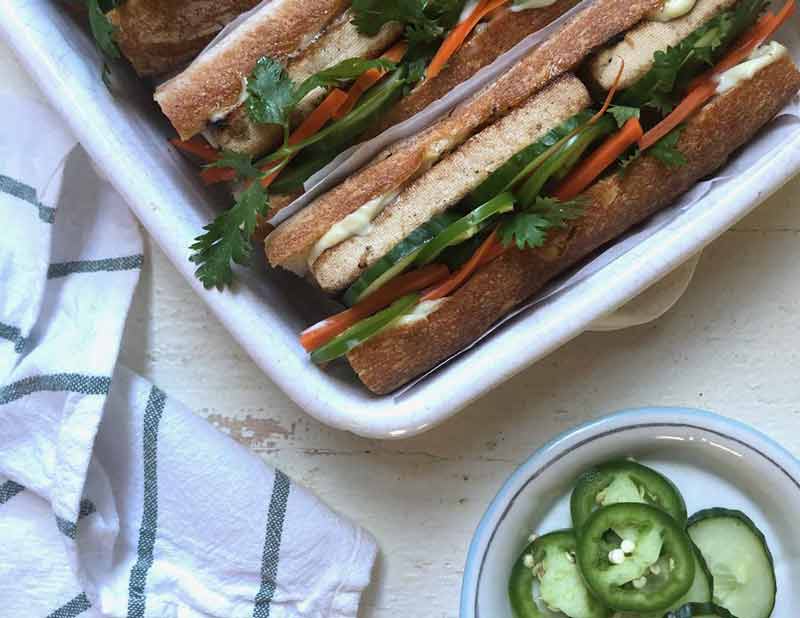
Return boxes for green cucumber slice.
[413,192,516,266]
[464,111,594,210]
[576,503,695,612]
[342,213,460,306]
[516,115,616,209]
[571,460,688,532]
[310,294,419,364]
[509,530,610,618]
[664,602,739,618]
[687,508,776,618]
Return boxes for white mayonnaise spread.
[510,0,559,11]
[715,42,788,94]
[649,0,698,22]
[209,76,249,123]
[308,191,400,266]
[394,299,447,327]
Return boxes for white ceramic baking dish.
[4,1,799,439]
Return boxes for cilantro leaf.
[618,0,767,112]
[608,105,640,129]
[293,58,397,102]
[86,0,120,59]
[246,56,397,128]
[205,150,262,180]
[246,57,296,127]
[648,126,688,169]
[189,182,270,290]
[352,0,465,45]
[499,197,584,250]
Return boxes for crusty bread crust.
[107,0,261,76]
[266,0,664,271]
[367,0,581,138]
[311,74,591,293]
[347,54,800,394]
[154,0,350,140]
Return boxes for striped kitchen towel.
[0,93,376,618]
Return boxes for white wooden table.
[5,42,800,618]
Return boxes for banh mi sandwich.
[277,0,799,394]
[106,0,263,76]
[158,0,584,289]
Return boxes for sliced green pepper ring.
[310,294,419,364]
[509,530,609,618]
[571,460,688,532]
[576,503,695,612]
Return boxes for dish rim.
[459,406,800,618]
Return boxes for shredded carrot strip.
[334,42,408,120]
[422,229,504,301]
[259,88,349,188]
[426,0,510,80]
[553,118,643,201]
[639,80,717,152]
[300,264,450,351]
[171,137,219,163]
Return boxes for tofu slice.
[587,0,738,92]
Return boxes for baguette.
[365,0,581,138]
[107,0,261,76]
[154,0,350,140]
[311,74,591,293]
[347,54,800,394]
[266,0,664,273]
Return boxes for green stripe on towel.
[126,386,166,618]
[48,255,144,279]
[0,322,26,353]
[46,592,91,618]
[0,480,25,504]
[253,470,291,618]
[56,499,97,539]
[0,374,111,405]
[0,174,56,223]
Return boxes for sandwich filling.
[298,0,795,366]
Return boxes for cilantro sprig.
[618,0,768,113]
[246,56,397,129]
[190,181,271,290]
[352,0,465,46]
[498,196,584,250]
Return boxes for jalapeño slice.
[310,294,419,364]
[414,192,516,265]
[516,115,616,209]
[509,530,610,618]
[571,460,688,531]
[576,503,695,612]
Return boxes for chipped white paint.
[4,43,800,618]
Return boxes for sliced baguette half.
[347,53,800,394]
